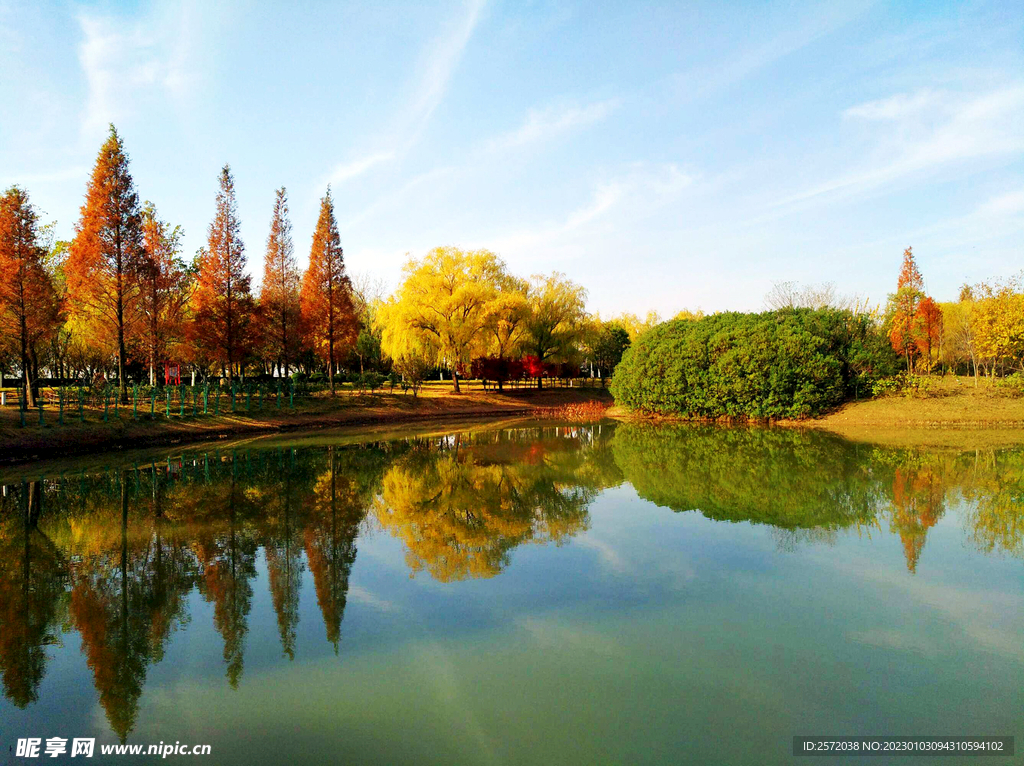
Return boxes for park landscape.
[1,2,1022,765]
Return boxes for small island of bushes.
[610,308,899,420]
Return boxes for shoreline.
[0,387,613,466]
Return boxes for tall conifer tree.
[0,187,63,407]
[300,188,357,394]
[67,125,145,402]
[260,187,300,376]
[191,165,254,379]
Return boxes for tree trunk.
[452,369,461,393]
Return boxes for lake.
[0,422,1021,764]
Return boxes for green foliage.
[611,423,881,529]
[610,308,899,419]
[995,371,1024,396]
[871,373,933,398]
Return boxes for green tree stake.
[204,384,209,415]
[215,387,220,415]
[231,383,236,412]
[133,384,138,419]
[166,389,171,418]
[114,392,118,416]
[151,389,156,417]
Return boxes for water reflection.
[0,422,1021,741]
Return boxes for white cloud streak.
[326,0,485,188]
[484,99,620,152]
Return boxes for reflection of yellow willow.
[374,450,590,582]
[968,494,1024,557]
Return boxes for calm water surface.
[0,423,1021,765]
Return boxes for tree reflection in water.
[0,422,1021,737]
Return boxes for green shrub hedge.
[609,308,899,419]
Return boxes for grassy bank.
[0,382,613,464]
[785,375,1024,448]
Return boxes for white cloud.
[777,85,1024,208]
[485,99,620,152]
[328,152,397,186]
[323,0,484,189]
[488,162,695,261]
[842,89,939,121]
[77,11,194,140]
[975,189,1024,218]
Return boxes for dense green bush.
[610,308,899,419]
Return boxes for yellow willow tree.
[377,247,506,393]
[300,188,357,394]
[0,187,63,407]
[523,271,588,387]
[67,125,146,403]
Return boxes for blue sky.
[1,0,1021,315]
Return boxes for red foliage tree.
[190,165,256,379]
[260,187,300,376]
[300,188,357,394]
[914,296,942,371]
[140,203,191,385]
[67,125,146,402]
[888,247,928,372]
[0,187,63,407]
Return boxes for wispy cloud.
[328,152,397,186]
[326,0,485,188]
[974,188,1024,218]
[77,10,194,140]
[776,85,1024,208]
[488,162,695,262]
[484,99,620,152]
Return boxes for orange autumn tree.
[140,202,191,385]
[67,125,146,403]
[887,246,929,372]
[300,188,357,394]
[915,296,942,371]
[260,187,300,376]
[0,187,63,407]
[190,165,256,380]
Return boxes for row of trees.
[883,247,1023,379]
[0,126,359,406]
[0,126,639,406]
[6,124,1019,409]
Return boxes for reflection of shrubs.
[610,308,899,420]
[611,423,881,529]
